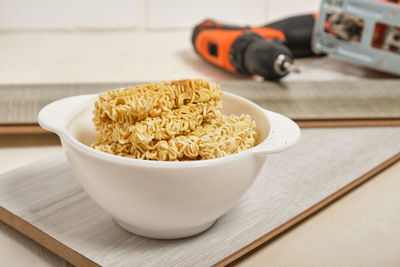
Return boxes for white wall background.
[0,0,320,30]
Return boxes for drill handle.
[265,14,316,58]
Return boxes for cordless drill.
[191,15,316,80]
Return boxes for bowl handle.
[252,110,300,155]
[38,94,96,134]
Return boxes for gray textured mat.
[1,80,400,124]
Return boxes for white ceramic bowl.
[38,91,300,239]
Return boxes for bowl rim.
[61,91,270,168]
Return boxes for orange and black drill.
[191,15,316,80]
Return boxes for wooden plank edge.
[0,207,99,267]
[0,124,49,134]
[1,118,400,135]
[296,118,400,128]
[214,153,400,267]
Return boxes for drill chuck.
[273,54,293,76]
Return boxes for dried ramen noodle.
[91,79,258,161]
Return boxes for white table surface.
[0,30,399,267]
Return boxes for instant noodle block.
[91,79,258,161]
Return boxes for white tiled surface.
[267,0,320,21]
[0,30,395,85]
[147,0,269,29]
[0,0,320,30]
[0,0,145,30]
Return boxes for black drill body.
[192,14,316,80]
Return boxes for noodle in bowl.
[38,90,300,239]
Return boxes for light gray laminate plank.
[0,127,399,266]
[220,80,400,119]
[1,80,400,124]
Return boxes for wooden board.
[1,127,399,266]
[221,80,400,120]
[1,80,400,134]
[0,124,48,134]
